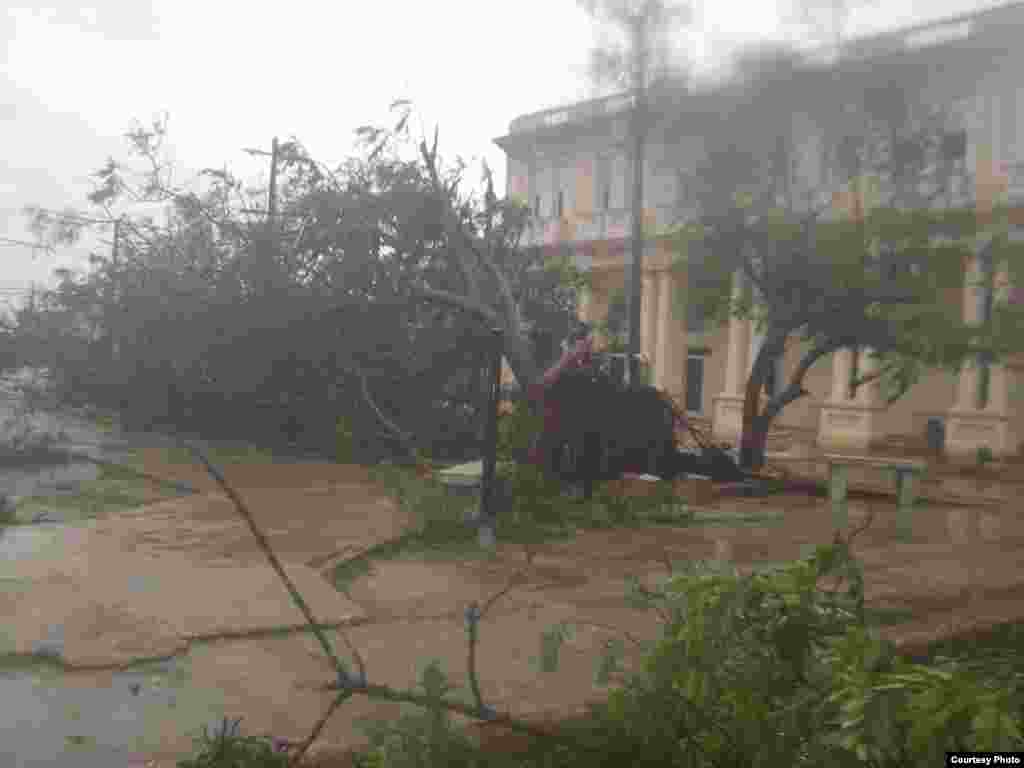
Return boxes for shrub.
[522,541,1024,768]
[976,445,994,467]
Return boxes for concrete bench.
[823,454,927,539]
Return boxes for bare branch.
[419,139,483,302]
[416,284,500,326]
[354,367,417,457]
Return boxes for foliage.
[521,541,1023,768]
[13,462,178,523]
[976,445,995,467]
[177,718,288,768]
[0,494,16,525]
[496,400,544,464]
[169,442,1023,768]
[15,108,578,462]
[663,43,1024,469]
[336,415,359,465]
[353,661,493,768]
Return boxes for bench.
[823,454,927,539]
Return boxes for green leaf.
[539,622,571,674]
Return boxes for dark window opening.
[686,353,704,414]
[942,131,967,162]
[598,155,612,211]
[557,190,564,219]
[534,195,541,217]
[764,358,778,400]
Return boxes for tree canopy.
[667,42,1024,468]
[15,106,580,461]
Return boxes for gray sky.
[0,0,995,308]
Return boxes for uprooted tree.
[655,43,1024,471]
[20,106,581,460]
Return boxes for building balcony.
[508,94,634,136]
[520,206,689,249]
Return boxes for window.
[686,352,705,414]
[536,167,553,218]
[942,130,967,163]
[557,190,564,219]
[764,358,779,399]
[837,135,862,180]
[609,153,629,210]
[597,155,612,211]
[534,195,541,218]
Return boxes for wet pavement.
[1,656,231,768]
[0,374,1021,765]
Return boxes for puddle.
[0,524,69,569]
[0,654,230,767]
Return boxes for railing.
[509,93,634,135]
[519,206,684,248]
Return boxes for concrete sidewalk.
[1,459,1023,766]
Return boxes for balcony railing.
[509,93,634,135]
[519,206,685,249]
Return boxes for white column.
[723,271,750,395]
[856,347,882,406]
[830,349,853,403]
[947,249,1013,457]
[955,254,984,409]
[713,270,750,441]
[654,270,684,400]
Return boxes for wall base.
[817,400,888,453]
[711,394,745,444]
[945,409,1015,459]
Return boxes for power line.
[0,237,50,250]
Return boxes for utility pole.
[241,137,282,228]
[624,8,648,388]
[111,217,122,363]
[267,137,279,230]
[240,137,282,293]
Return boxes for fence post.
[477,328,504,549]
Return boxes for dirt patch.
[126,449,382,496]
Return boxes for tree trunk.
[738,367,767,471]
[741,339,770,473]
[497,328,540,403]
[738,335,783,472]
[742,413,772,472]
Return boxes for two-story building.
[495,0,1024,459]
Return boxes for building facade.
[496,1,1024,459]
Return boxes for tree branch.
[352,367,417,458]
[415,284,499,326]
[419,139,483,303]
[763,336,845,422]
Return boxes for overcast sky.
[0,0,997,308]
